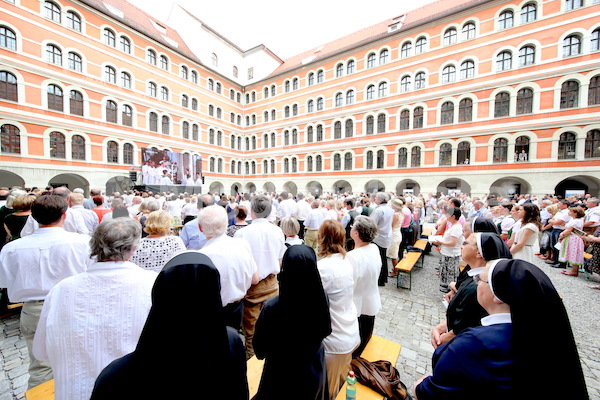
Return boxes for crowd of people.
[0,184,594,399]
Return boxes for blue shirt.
[179,219,207,250]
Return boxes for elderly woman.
[415,259,588,400]
[317,220,359,400]
[431,232,510,349]
[281,216,303,247]
[129,210,186,272]
[347,215,381,358]
[432,208,464,293]
[33,218,157,400]
[4,193,35,241]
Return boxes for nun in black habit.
[253,244,332,400]
[416,259,588,400]
[91,253,249,400]
[432,232,511,348]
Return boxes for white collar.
[481,313,512,326]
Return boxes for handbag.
[350,357,412,400]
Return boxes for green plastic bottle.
[346,370,357,400]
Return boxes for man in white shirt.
[127,195,143,218]
[0,195,91,389]
[369,192,394,286]
[234,194,286,358]
[68,192,99,233]
[32,218,156,400]
[197,205,259,330]
[276,191,298,223]
[20,186,89,237]
[295,193,311,239]
[584,198,600,234]
[303,200,325,253]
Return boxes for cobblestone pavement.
[1,228,599,399]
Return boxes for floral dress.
[558,218,584,267]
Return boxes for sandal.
[561,270,578,277]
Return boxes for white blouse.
[317,253,360,355]
[347,243,382,317]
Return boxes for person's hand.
[413,376,427,399]
[431,321,447,348]
[444,290,455,303]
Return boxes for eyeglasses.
[473,274,488,284]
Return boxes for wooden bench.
[25,356,267,400]
[394,228,432,290]
[335,335,402,400]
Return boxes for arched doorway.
[332,180,352,194]
[395,179,421,196]
[105,175,133,195]
[436,178,471,196]
[555,175,600,198]
[245,182,257,193]
[282,181,298,195]
[263,182,276,193]
[208,181,224,195]
[50,173,90,194]
[364,180,385,194]
[0,170,25,188]
[230,182,242,196]
[306,181,323,197]
[489,177,532,198]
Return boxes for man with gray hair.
[369,192,394,286]
[179,194,213,250]
[197,205,258,330]
[234,194,286,358]
[0,195,91,389]
[68,192,99,232]
[32,218,156,400]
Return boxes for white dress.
[512,222,539,263]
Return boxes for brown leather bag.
[350,357,412,400]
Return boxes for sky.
[127,0,438,59]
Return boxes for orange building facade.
[1,0,600,197]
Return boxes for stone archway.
[555,175,600,198]
[0,170,25,189]
[208,181,224,195]
[489,176,532,198]
[395,179,421,196]
[245,182,257,193]
[436,178,471,196]
[231,182,242,196]
[332,180,352,194]
[282,181,298,195]
[263,181,276,194]
[306,181,323,197]
[50,173,90,194]
[364,179,385,194]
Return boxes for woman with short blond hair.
[129,210,186,272]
